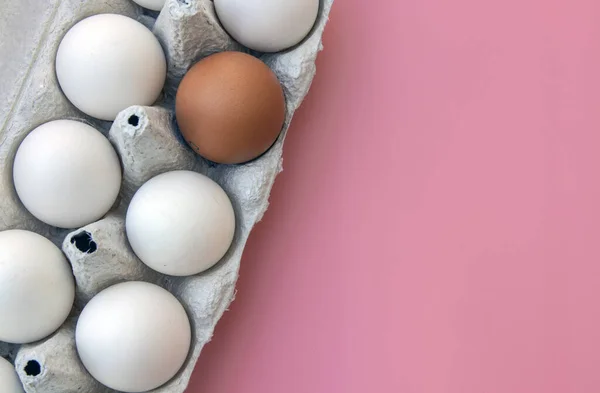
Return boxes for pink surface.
[188,1,600,392]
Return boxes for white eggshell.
[76,281,191,392]
[0,357,24,393]
[0,230,75,344]
[13,120,122,229]
[56,14,166,120]
[214,0,319,52]
[132,0,165,11]
[126,170,235,276]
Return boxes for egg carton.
[0,0,333,392]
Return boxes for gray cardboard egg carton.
[0,0,333,391]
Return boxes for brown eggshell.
[175,51,286,164]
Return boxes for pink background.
[188,0,600,392]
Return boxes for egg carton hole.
[128,114,140,127]
[70,231,97,254]
[24,360,41,376]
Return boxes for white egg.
[126,170,235,276]
[76,282,191,392]
[132,0,165,11]
[0,357,24,393]
[214,0,319,52]
[0,230,75,344]
[56,14,166,120]
[13,120,122,229]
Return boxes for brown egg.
[175,51,286,164]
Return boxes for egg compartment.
[0,0,334,392]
